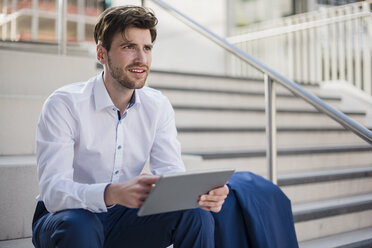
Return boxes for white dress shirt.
[36,73,185,213]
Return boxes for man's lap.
[32,201,214,248]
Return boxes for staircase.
[148,71,372,246]
[1,48,372,247]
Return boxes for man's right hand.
[104,174,159,208]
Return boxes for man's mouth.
[129,69,146,73]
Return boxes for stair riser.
[164,90,340,110]
[147,73,320,95]
[197,151,372,174]
[178,132,365,152]
[175,110,364,127]
[282,178,372,204]
[0,97,43,155]
[0,50,100,96]
[295,210,372,242]
[0,164,38,240]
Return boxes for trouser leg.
[212,185,250,248]
[100,205,215,248]
[32,201,104,248]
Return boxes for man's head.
[94,5,158,52]
[94,6,158,90]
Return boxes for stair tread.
[278,166,372,186]
[178,126,363,132]
[152,85,339,100]
[0,155,36,166]
[187,144,372,159]
[293,193,372,213]
[293,193,372,222]
[172,105,366,115]
[0,238,32,248]
[299,227,372,248]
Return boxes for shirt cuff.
[85,183,110,213]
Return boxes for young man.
[32,5,228,248]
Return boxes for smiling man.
[31,5,228,248]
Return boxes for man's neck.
[103,73,134,115]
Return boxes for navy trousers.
[32,201,215,248]
[32,172,298,248]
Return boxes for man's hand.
[104,174,159,208]
[198,185,229,213]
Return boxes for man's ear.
[96,44,106,65]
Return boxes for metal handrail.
[227,11,371,43]
[147,0,372,183]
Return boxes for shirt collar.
[94,72,141,112]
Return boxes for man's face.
[106,27,153,89]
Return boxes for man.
[32,5,228,248]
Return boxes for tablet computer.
[137,168,235,216]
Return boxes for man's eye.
[123,45,134,49]
[144,46,152,51]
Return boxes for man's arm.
[37,96,108,213]
[149,96,185,175]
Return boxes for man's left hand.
[198,185,229,213]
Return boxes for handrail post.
[31,0,38,41]
[264,74,278,184]
[57,0,67,55]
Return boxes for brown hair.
[94,5,158,51]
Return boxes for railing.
[145,0,372,184]
[227,1,372,96]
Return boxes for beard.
[107,55,149,90]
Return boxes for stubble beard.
[107,55,149,90]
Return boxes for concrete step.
[0,155,38,241]
[0,96,44,155]
[192,145,372,174]
[1,94,363,155]
[159,87,341,110]
[0,49,100,96]
[293,194,372,242]
[178,127,366,152]
[147,70,321,95]
[299,227,372,248]
[0,237,32,248]
[174,106,366,128]
[279,166,372,204]
[0,154,202,241]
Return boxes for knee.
[184,208,215,230]
[56,209,103,236]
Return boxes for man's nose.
[134,49,147,64]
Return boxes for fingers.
[138,175,159,185]
[198,185,229,213]
[209,185,229,196]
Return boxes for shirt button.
[117,145,122,150]
[115,170,119,175]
